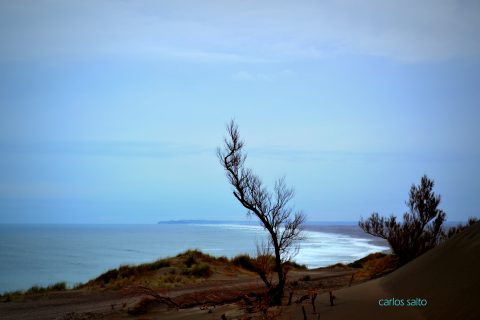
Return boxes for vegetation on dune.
[325,263,352,270]
[82,250,219,289]
[231,253,307,275]
[176,249,228,264]
[348,252,387,269]
[284,260,308,270]
[446,217,479,239]
[26,281,67,293]
[359,175,447,265]
[349,253,399,279]
[79,249,307,290]
[0,281,67,302]
[232,254,257,272]
[85,257,172,287]
[300,275,312,281]
[0,249,309,302]
[359,175,479,266]
[182,262,212,277]
[319,252,399,279]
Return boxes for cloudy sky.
[1,0,479,223]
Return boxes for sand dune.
[287,222,480,320]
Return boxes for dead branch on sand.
[127,286,179,309]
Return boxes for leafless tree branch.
[217,120,306,305]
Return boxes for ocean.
[0,223,388,293]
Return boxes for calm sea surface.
[0,223,388,293]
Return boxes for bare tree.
[359,175,446,265]
[217,120,305,306]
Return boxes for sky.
[0,0,479,223]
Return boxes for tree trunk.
[270,239,285,306]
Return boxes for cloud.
[0,141,211,158]
[248,146,480,164]
[232,71,254,81]
[232,69,292,81]
[1,0,480,63]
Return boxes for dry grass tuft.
[352,253,399,279]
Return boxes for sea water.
[0,223,388,293]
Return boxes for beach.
[0,222,478,319]
[0,223,388,293]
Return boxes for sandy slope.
[287,222,480,320]
[0,268,355,320]
[382,221,480,320]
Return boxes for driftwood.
[242,295,254,306]
[311,292,317,313]
[348,273,355,287]
[295,294,310,304]
[200,303,216,313]
[302,305,307,320]
[241,292,271,314]
[329,291,336,306]
[288,291,294,305]
[128,286,179,308]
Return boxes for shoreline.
[1,223,478,319]
[0,225,382,292]
[0,248,384,320]
[0,251,348,296]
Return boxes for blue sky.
[1,0,479,223]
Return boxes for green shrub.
[0,290,23,302]
[117,265,136,279]
[47,282,67,291]
[73,283,83,290]
[284,261,308,270]
[446,217,479,239]
[95,268,120,284]
[163,273,181,283]
[177,249,220,263]
[301,275,311,281]
[25,281,67,295]
[348,252,386,269]
[184,254,197,268]
[182,263,212,278]
[216,256,229,263]
[359,175,446,265]
[25,285,42,294]
[348,261,364,269]
[190,263,212,277]
[1,284,68,302]
[147,258,170,271]
[232,254,256,272]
